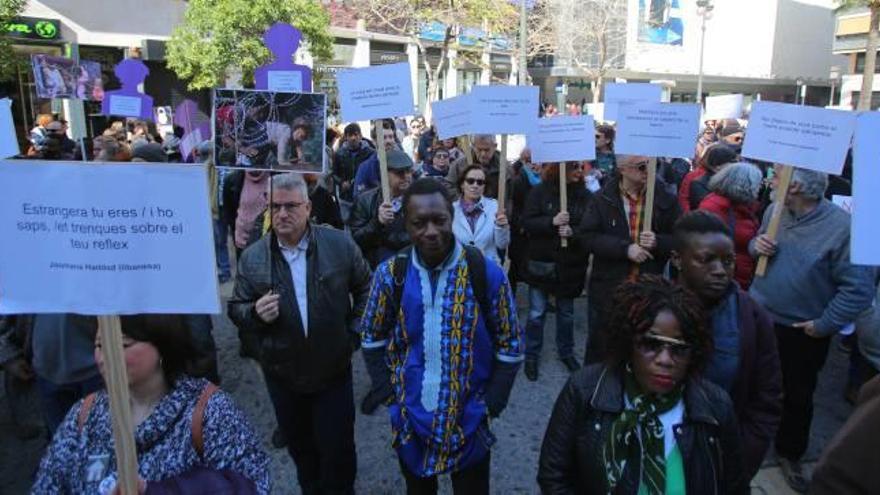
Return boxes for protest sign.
[213,89,326,172]
[469,85,539,135]
[742,101,857,175]
[337,62,415,122]
[0,99,17,159]
[0,161,220,315]
[704,94,744,120]
[101,59,153,121]
[851,112,880,265]
[529,115,596,163]
[603,83,662,122]
[31,54,103,100]
[254,23,312,92]
[432,94,473,140]
[615,103,701,158]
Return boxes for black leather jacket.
[227,225,372,393]
[538,364,748,495]
[348,187,410,268]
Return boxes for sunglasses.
[625,161,648,172]
[465,178,486,186]
[270,201,305,213]
[635,333,693,362]
[731,136,744,143]
[434,153,449,159]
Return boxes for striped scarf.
[603,366,683,494]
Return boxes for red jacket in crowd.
[699,192,760,289]
[678,167,707,213]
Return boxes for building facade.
[833,5,880,110]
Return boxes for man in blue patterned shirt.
[359,178,523,494]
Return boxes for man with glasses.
[228,173,371,495]
[580,155,681,364]
[349,149,415,269]
[718,119,745,154]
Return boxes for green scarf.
[603,366,684,494]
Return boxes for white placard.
[432,94,473,140]
[337,62,415,121]
[851,112,880,265]
[704,94,744,120]
[603,83,662,122]
[267,71,304,92]
[108,95,143,118]
[0,161,220,314]
[615,103,701,158]
[469,85,539,135]
[586,103,605,122]
[0,99,17,159]
[529,115,596,163]
[742,101,857,175]
[179,129,203,160]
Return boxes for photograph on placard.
[213,89,326,172]
[31,54,104,101]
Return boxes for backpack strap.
[390,247,412,317]
[77,392,98,432]
[191,383,219,459]
[462,246,492,330]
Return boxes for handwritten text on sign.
[742,101,856,175]
[615,103,700,158]
[0,161,220,315]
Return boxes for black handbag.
[527,260,558,283]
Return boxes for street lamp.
[696,0,714,104]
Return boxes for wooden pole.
[97,315,139,495]
[643,157,657,233]
[559,162,568,248]
[374,119,391,201]
[461,135,473,166]
[497,135,509,212]
[755,165,794,277]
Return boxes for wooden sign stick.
[559,161,569,248]
[374,119,391,201]
[755,165,794,277]
[98,315,139,495]
[643,158,657,233]
[497,135,509,211]
[461,135,473,166]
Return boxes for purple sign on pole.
[174,99,211,162]
[101,59,154,121]
[254,23,313,93]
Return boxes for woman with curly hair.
[538,275,747,494]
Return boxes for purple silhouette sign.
[175,99,211,162]
[101,59,153,121]
[254,23,313,93]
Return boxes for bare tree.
[526,0,627,103]
[355,0,517,121]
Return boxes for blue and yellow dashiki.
[359,242,523,477]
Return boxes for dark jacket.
[333,140,374,201]
[221,170,245,228]
[227,225,372,393]
[522,182,593,298]
[810,375,880,495]
[727,289,783,479]
[348,187,410,268]
[538,364,748,495]
[579,177,680,308]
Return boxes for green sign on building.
[5,17,61,40]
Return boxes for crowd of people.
[2,109,879,495]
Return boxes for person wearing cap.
[348,149,415,268]
[718,119,745,154]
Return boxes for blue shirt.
[359,243,523,476]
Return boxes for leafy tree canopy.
[0,0,28,82]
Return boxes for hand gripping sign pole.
[755,165,794,277]
[559,161,568,248]
[98,315,140,494]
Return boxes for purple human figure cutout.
[254,22,313,93]
[101,59,153,121]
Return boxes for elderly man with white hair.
[446,134,508,200]
[749,165,875,493]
